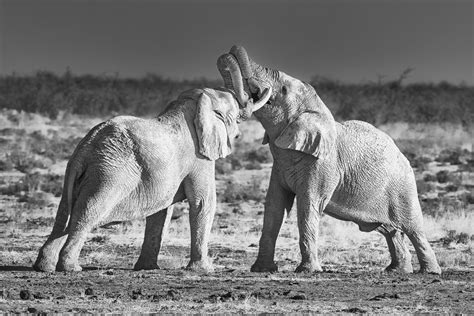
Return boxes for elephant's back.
[338,120,406,166]
[75,116,189,170]
[111,116,194,168]
[336,120,414,198]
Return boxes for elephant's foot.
[186,259,214,273]
[133,258,160,271]
[384,261,413,274]
[295,261,322,273]
[418,263,442,275]
[33,257,57,272]
[385,265,413,274]
[56,259,82,272]
[250,261,278,273]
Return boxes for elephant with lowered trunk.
[34,87,271,272]
[218,45,441,274]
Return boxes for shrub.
[441,230,472,246]
[219,177,266,203]
[246,147,272,163]
[244,161,262,170]
[6,151,50,173]
[435,149,462,165]
[2,71,472,124]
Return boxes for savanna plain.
[0,73,473,313]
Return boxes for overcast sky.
[0,0,472,84]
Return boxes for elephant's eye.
[281,86,288,95]
[213,110,225,122]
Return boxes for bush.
[0,71,221,118]
[244,161,262,170]
[1,71,472,124]
[219,177,266,203]
[6,151,50,173]
[311,76,474,126]
[246,147,272,163]
[441,230,472,246]
[435,149,462,165]
[0,173,64,197]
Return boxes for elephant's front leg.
[251,170,295,272]
[295,193,327,273]
[184,175,216,272]
[134,206,173,270]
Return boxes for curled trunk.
[216,53,249,108]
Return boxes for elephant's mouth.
[217,49,272,114]
[247,77,272,106]
[251,87,272,106]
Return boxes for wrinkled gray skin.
[218,46,441,274]
[34,88,246,272]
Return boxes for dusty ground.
[1,111,473,313]
[1,265,473,313]
[1,184,472,313]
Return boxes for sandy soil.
[1,261,472,313]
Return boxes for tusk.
[252,87,272,112]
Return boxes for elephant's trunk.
[229,45,278,82]
[217,53,250,108]
[229,45,253,79]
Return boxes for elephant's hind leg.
[400,198,441,274]
[33,197,69,272]
[376,225,413,273]
[405,226,441,274]
[134,206,173,270]
[56,186,125,272]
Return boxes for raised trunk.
[216,53,249,107]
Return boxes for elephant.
[217,45,441,274]
[33,86,271,272]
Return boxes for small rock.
[85,288,94,296]
[104,269,114,275]
[248,243,258,248]
[167,289,181,300]
[341,307,367,314]
[369,293,399,301]
[20,289,31,300]
[291,293,307,300]
[130,289,143,300]
[27,307,37,313]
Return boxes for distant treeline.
[0,70,473,125]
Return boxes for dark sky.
[0,0,473,84]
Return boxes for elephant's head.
[183,87,270,161]
[217,45,337,160]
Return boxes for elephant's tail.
[61,158,83,231]
[66,166,76,218]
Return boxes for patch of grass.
[5,150,50,173]
[0,173,64,197]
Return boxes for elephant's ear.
[194,92,231,160]
[275,111,336,159]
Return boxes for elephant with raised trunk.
[34,87,271,272]
[217,45,441,274]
